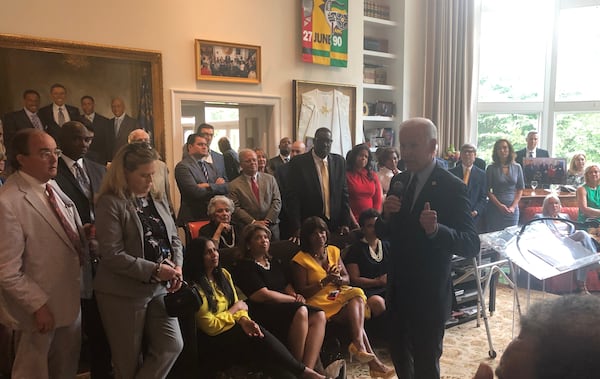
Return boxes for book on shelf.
[364,0,390,20]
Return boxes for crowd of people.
[0,103,599,379]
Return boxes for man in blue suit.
[449,143,487,231]
[376,118,479,379]
[197,123,227,180]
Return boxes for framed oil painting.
[0,34,165,158]
[195,39,261,84]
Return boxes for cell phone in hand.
[327,290,340,300]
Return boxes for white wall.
[1,1,372,160]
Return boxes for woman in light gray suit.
[94,142,184,378]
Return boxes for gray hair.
[522,295,600,378]
[207,195,234,216]
[541,193,561,217]
[399,117,437,143]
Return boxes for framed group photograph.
[195,39,261,84]
[292,80,356,156]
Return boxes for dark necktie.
[200,160,210,180]
[46,184,83,263]
[284,157,289,163]
[74,162,92,201]
[58,107,65,126]
[251,176,260,203]
[529,151,534,158]
[30,113,43,130]
[403,175,418,212]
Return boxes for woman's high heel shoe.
[369,366,396,379]
[348,342,375,363]
[324,359,345,379]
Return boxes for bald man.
[128,129,174,217]
[267,137,292,175]
[109,98,141,158]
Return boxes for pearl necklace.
[254,258,271,270]
[220,228,235,248]
[363,238,383,262]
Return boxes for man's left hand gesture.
[420,202,438,236]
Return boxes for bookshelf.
[361,0,403,151]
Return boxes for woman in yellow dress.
[291,217,394,379]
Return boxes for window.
[475,0,600,165]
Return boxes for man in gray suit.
[229,148,282,239]
[109,97,141,158]
[175,133,228,225]
[0,129,84,378]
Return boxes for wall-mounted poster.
[301,0,348,67]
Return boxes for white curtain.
[422,0,475,155]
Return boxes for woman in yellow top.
[184,236,327,379]
[291,217,394,379]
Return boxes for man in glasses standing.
[0,129,84,378]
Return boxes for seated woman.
[184,236,327,379]
[535,193,598,293]
[291,217,394,379]
[234,224,343,376]
[345,209,388,318]
[578,164,600,223]
[199,195,238,249]
[567,152,586,187]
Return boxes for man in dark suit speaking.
[287,127,351,238]
[515,131,549,167]
[376,118,480,379]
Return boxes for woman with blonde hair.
[94,142,183,378]
[567,152,586,187]
[577,163,600,223]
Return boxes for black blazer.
[286,151,351,233]
[109,114,141,157]
[449,164,488,219]
[38,103,80,140]
[81,113,113,165]
[375,163,480,324]
[267,155,287,175]
[516,148,550,166]
[54,157,106,224]
[2,109,37,149]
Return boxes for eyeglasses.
[37,149,62,160]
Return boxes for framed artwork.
[293,80,356,155]
[195,39,261,84]
[0,34,166,158]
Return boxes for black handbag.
[164,281,202,317]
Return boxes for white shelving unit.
[361,0,403,151]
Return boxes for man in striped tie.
[37,83,79,141]
[175,133,229,225]
[449,143,487,230]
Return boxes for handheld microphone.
[388,180,405,199]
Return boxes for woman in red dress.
[345,144,382,227]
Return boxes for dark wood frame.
[0,34,166,157]
[292,79,356,147]
[194,39,261,84]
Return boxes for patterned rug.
[344,284,558,379]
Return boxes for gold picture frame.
[0,34,166,158]
[195,39,261,84]
[292,80,356,150]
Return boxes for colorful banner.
[302,0,348,67]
